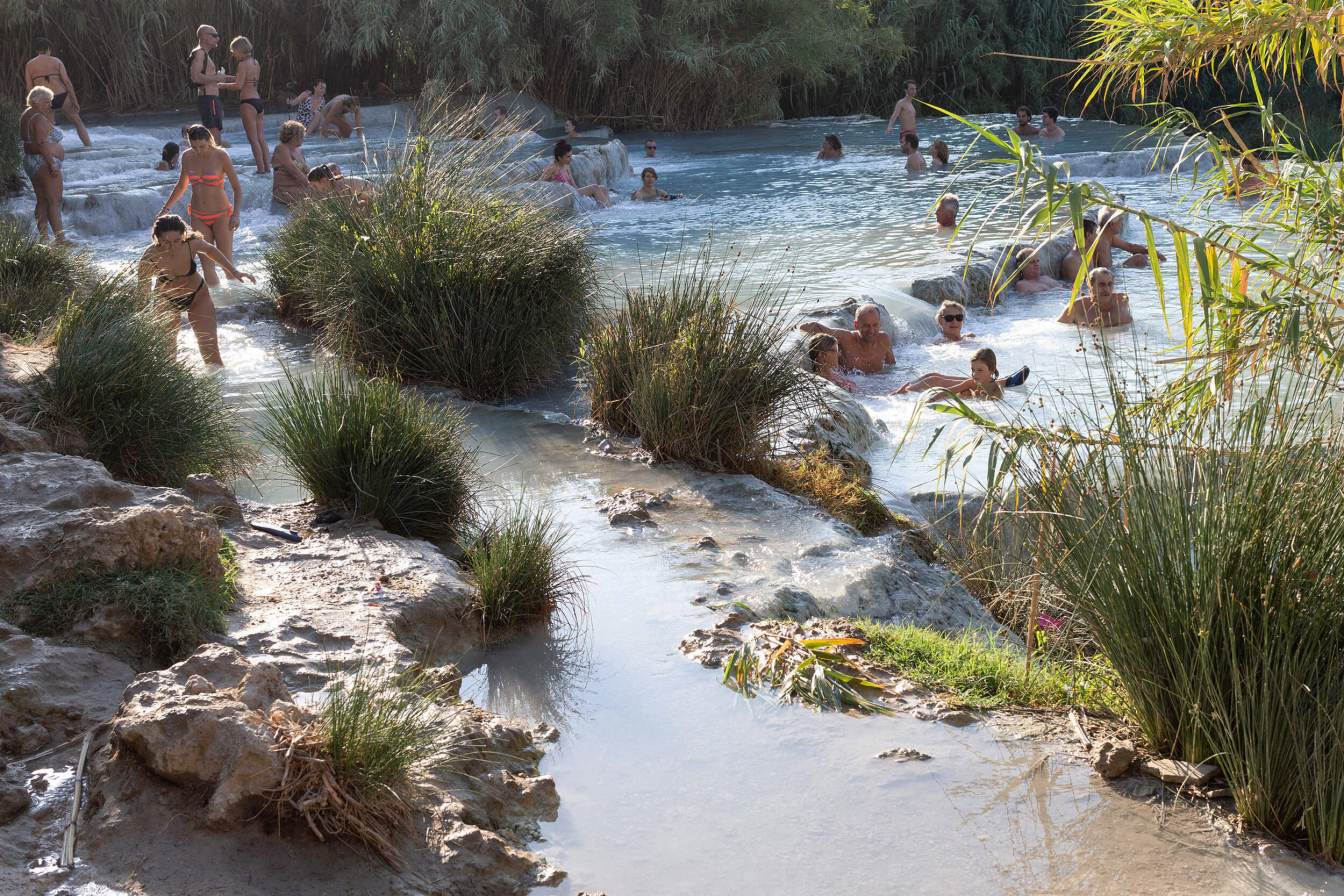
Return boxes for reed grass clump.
[258,368,477,541]
[762,450,896,535]
[265,111,595,402]
[580,257,812,472]
[1,540,238,666]
[26,282,250,485]
[267,665,456,865]
[1012,372,1344,861]
[466,503,585,641]
[0,217,97,339]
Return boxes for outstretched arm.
[798,321,848,338]
[287,90,310,107]
[194,239,254,282]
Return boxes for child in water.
[894,347,1004,400]
[630,167,680,201]
[806,334,857,392]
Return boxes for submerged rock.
[596,488,671,527]
[0,452,222,598]
[876,747,932,762]
[910,232,1076,308]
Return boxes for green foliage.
[762,450,896,535]
[267,114,595,402]
[257,367,477,542]
[0,100,20,193]
[579,254,812,472]
[722,635,893,714]
[855,620,1123,713]
[0,217,97,339]
[465,502,585,641]
[322,665,453,799]
[1,540,238,666]
[27,282,251,485]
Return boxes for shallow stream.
[10,105,1344,894]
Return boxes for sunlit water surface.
[10,105,1341,896]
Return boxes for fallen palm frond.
[722,628,892,715]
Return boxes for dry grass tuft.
[762,450,895,536]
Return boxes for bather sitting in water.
[270,119,310,207]
[541,140,613,207]
[1097,207,1165,269]
[1059,216,1098,284]
[935,300,974,342]
[902,132,927,171]
[1012,107,1039,137]
[1013,248,1061,294]
[930,139,950,169]
[797,303,894,374]
[805,334,857,392]
[307,163,374,205]
[630,167,679,201]
[1057,267,1132,327]
[935,193,959,229]
[895,348,1004,400]
[817,134,843,161]
[1039,107,1065,140]
[155,142,180,171]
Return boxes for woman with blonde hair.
[221,36,269,173]
[157,124,243,287]
[137,214,255,366]
[20,86,67,243]
[271,120,311,207]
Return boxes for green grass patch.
[258,367,478,542]
[0,539,238,667]
[27,282,251,485]
[763,450,896,535]
[0,216,98,339]
[264,107,596,402]
[855,620,1126,714]
[466,502,585,641]
[579,252,812,472]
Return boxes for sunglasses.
[645,143,657,149]
[942,314,965,322]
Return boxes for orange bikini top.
[188,172,225,186]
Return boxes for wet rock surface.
[597,488,672,526]
[0,452,223,598]
[910,232,1076,308]
[876,747,932,762]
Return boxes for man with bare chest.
[885,81,918,142]
[798,304,895,375]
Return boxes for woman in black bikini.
[223,36,269,173]
[136,214,254,366]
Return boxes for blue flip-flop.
[1002,366,1030,388]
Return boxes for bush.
[0,217,97,339]
[1013,370,1344,861]
[763,451,896,535]
[264,111,596,402]
[258,367,477,541]
[0,540,238,666]
[26,282,251,485]
[855,620,1124,713]
[579,256,813,472]
[466,502,584,641]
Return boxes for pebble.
[876,747,932,762]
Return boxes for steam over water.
[11,105,1340,896]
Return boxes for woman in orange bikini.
[136,214,255,366]
[221,36,269,173]
[158,124,243,287]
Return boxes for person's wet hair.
[307,163,335,183]
[971,347,998,377]
[640,167,657,179]
[1082,216,1098,235]
[152,213,189,243]
[824,134,842,152]
[162,142,180,164]
[1043,106,1060,123]
[186,123,213,144]
[1088,267,1114,289]
[931,139,949,164]
[35,37,52,53]
[554,139,573,161]
[278,120,305,144]
[1017,105,1030,116]
[902,132,919,150]
[806,334,840,371]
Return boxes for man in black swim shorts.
[189,24,231,144]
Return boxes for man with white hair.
[798,303,894,374]
[935,193,959,229]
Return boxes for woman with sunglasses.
[934,301,974,342]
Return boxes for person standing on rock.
[885,80,918,140]
[23,37,92,147]
[540,140,612,208]
[189,24,233,146]
[797,304,894,374]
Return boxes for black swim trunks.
[50,92,68,111]
[197,94,223,131]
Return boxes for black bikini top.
[158,238,199,282]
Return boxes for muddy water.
[458,410,1343,896]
